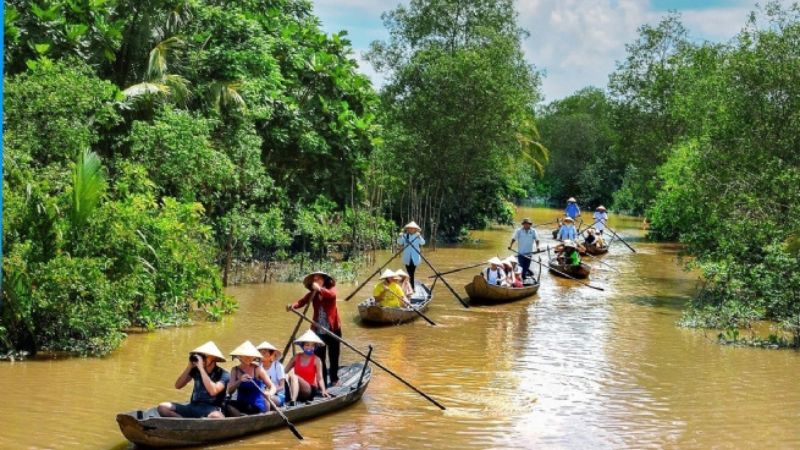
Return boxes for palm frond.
[210,81,246,111]
[71,149,106,228]
[147,36,183,80]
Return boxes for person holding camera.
[157,341,230,418]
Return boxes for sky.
[310,0,787,102]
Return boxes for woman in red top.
[286,271,342,386]
[284,330,330,405]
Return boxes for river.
[1,207,798,449]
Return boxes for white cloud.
[312,0,791,101]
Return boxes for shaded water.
[1,207,799,449]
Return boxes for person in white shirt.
[508,218,540,278]
[593,205,608,235]
[257,341,286,407]
[482,257,507,286]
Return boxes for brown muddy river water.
[2,207,799,449]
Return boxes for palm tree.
[123,36,190,105]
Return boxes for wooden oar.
[408,244,469,308]
[379,287,437,326]
[247,380,303,440]
[605,225,636,253]
[508,248,605,291]
[581,251,619,272]
[578,220,600,234]
[427,261,486,278]
[344,237,418,301]
[280,299,312,364]
[534,219,558,228]
[288,308,446,410]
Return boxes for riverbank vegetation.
[1,0,544,355]
[538,3,800,344]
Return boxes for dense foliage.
[1,0,390,356]
[366,0,547,238]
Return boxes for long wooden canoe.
[117,363,371,448]
[357,281,432,324]
[464,274,540,304]
[548,258,591,279]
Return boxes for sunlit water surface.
[1,207,799,449]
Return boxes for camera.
[189,353,202,363]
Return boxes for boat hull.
[548,258,591,279]
[117,363,371,447]
[358,282,432,324]
[464,274,539,304]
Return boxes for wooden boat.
[464,274,540,304]
[117,363,372,448]
[583,241,609,255]
[548,257,591,279]
[358,281,432,324]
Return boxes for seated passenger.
[584,228,597,245]
[559,240,582,267]
[483,257,507,286]
[556,216,578,241]
[373,269,409,307]
[157,341,230,418]
[504,257,523,287]
[226,341,276,417]
[285,330,331,405]
[257,341,287,407]
[395,268,415,297]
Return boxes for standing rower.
[509,218,540,279]
[565,197,581,220]
[397,221,425,287]
[593,205,608,235]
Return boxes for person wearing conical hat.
[593,205,608,235]
[397,221,426,287]
[556,216,578,241]
[372,269,409,308]
[509,217,540,280]
[394,268,415,297]
[257,341,287,407]
[157,341,230,419]
[504,256,523,288]
[565,197,581,220]
[482,257,507,286]
[284,330,330,405]
[560,240,582,267]
[286,271,342,387]
[226,341,276,416]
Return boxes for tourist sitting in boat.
[257,341,287,407]
[559,241,582,267]
[557,216,578,241]
[482,257,507,286]
[285,330,331,405]
[226,341,276,417]
[157,341,230,419]
[584,227,597,245]
[373,269,410,307]
[395,268,415,297]
[504,257,523,288]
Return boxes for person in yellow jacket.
[372,269,409,308]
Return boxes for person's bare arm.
[175,360,195,389]
[316,358,330,397]
[197,363,225,396]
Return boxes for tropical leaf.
[70,149,107,228]
[210,81,246,111]
[147,36,183,80]
[122,82,170,98]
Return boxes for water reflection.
[1,208,799,449]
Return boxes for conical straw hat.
[394,269,409,278]
[379,269,396,280]
[294,330,325,347]
[191,341,226,362]
[403,221,421,231]
[563,240,577,249]
[302,271,336,290]
[256,341,282,358]
[563,216,575,223]
[230,340,262,359]
[596,205,607,211]
[567,197,576,202]
[488,257,503,265]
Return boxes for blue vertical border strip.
[1,1,4,304]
